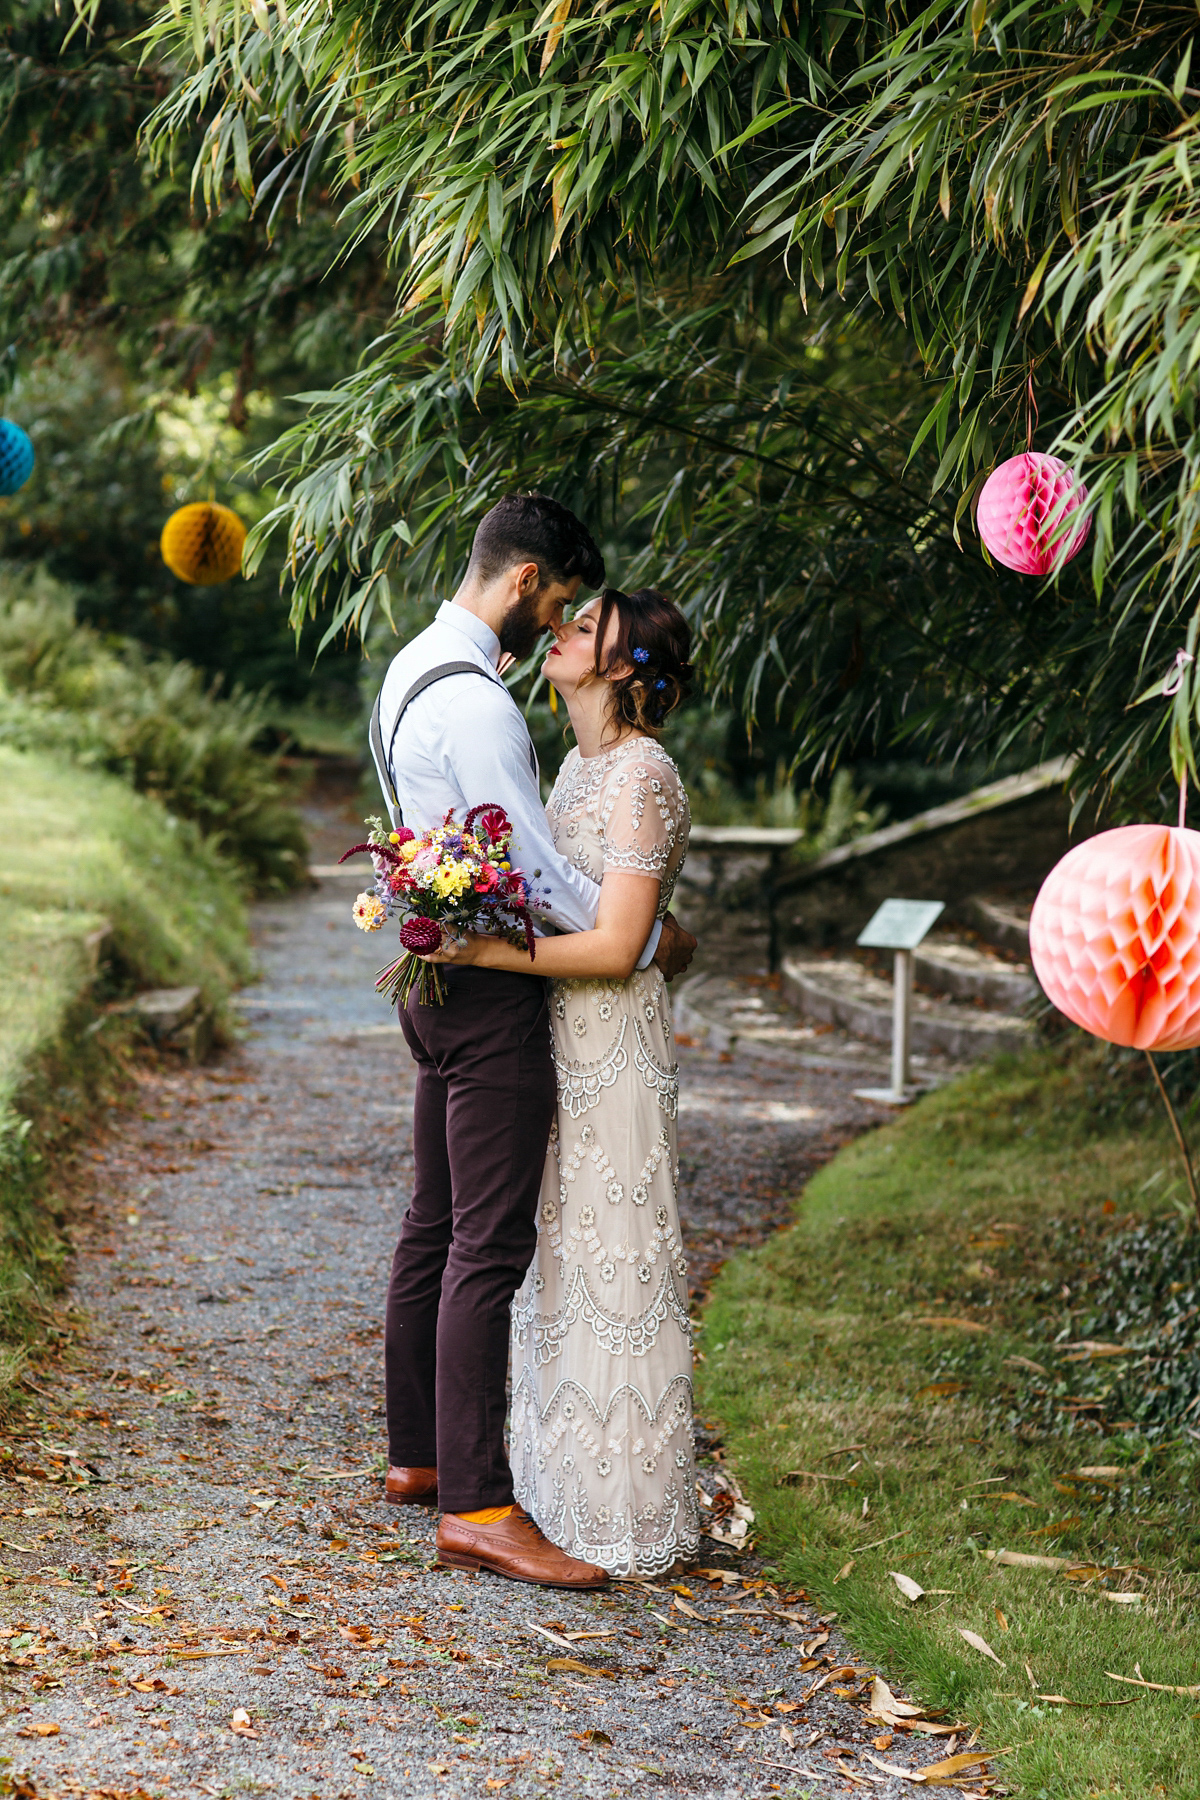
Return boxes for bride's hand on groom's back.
[653,911,698,982]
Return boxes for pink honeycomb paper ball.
[977,452,1091,575]
[1030,825,1200,1050]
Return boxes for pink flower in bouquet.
[477,807,510,843]
[475,863,501,893]
[399,917,442,953]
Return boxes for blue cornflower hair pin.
[632,646,650,664]
[655,678,667,690]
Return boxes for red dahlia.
[399,917,441,953]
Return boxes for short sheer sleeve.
[597,744,689,886]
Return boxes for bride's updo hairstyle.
[593,587,693,739]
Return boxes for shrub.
[0,564,307,891]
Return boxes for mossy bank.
[0,744,251,1381]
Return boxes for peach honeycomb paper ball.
[977,452,1091,576]
[160,502,247,586]
[1030,825,1200,1050]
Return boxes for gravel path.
[0,800,991,1799]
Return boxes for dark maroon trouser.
[385,966,556,1511]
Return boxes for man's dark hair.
[467,493,604,591]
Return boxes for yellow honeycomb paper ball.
[160,502,247,586]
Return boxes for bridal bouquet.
[341,805,537,1007]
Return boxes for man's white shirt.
[374,600,662,964]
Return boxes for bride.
[427,586,699,1576]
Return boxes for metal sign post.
[853,898,945,1106]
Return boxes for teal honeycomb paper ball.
[0,421,34,497]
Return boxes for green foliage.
[131,0,1200,811]
[0,0,388,711]
[0,564,308,891]
[699,1042,1200,1796]
[122,0,1200,810]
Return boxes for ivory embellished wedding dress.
[510,735,700,1576]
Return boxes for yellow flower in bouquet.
[430,860,472,901]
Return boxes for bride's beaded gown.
[510,735,699,1576]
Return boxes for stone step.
[963,892,1033,957]
[781,952,1032,1061]
[671,973,960,1086]
[914,931,1038,1010]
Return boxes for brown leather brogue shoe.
[435,1507,607,1589]
[385,1465,438,1506]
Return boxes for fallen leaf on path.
[523,1621,577,1650]
[833,1560,854,1583]
[339,1623,386,1646]
[914,1752,995,1781]
[572,1729,612,1745]
[889,1571,924,1602]
[864,1750,994,1784]
[835,1755,877,1784]
[873,1734,894,1751]
[16,1722,59,1737]
[994,1609,1008,1632]
[546,1657,616,1679]
[868,1676,928,1721]
[958,1629,1005,1668]
[230,1706,258,1737]
[485,1781,511,1791]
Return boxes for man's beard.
[498,591,546,660]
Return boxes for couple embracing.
[372,494,699,1590]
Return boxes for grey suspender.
[369,660,537,827]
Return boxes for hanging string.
[1145,1051,1200,1225]
[1025,363,1039,452]
[1181,768,1189,832]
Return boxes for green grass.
[698,1047,1200,1798]
[0,743,251,1374]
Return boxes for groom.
[372,494,697,1589]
